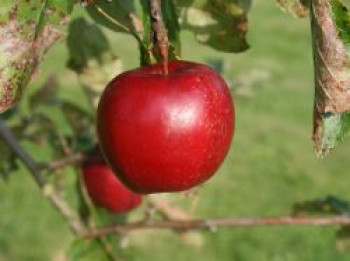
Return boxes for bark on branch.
[85,215,350,239]
[0,118,87,236]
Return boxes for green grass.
[2,1,350,260]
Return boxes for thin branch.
[129,13,144,35]
[0,118,87,236]
[4,121,350,243]
[0,119,45,186]
[47,191,87,236]
[41,155,350,239]
[147,195,192,221]
[57,133,73,156]
[85,215,350,239]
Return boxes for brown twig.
[0,118,87,236]
[150,0,169,74]
[147,195,204,248]
[41,155,350,239]
[0,29,115,253]
[148,195,191,221]
[43,153,86,171]
[130,13,144,36]
[4,121,350,242]
[0,119,116,259]
[57,132,73,156]
[85,215,350,239]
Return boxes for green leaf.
[139,0,153,65]
[13,0,74,37]
[0,0,74,113]
[85,0,181,65]
[37,106,74,136]
[85,0,250,59]
[0,138,18,181]
[177,0,251,53]
[314,112,350,157]
[67,239,111,261]
[293,195,350,216]
[28,75,60,111]
[162,0,181,59]
[67,18,112,72]
[60,100,95,152]
[66,17,124,110]
[85,0,139,33]
[61,101,93,133]
[332,0,350,47]
[275,0,309,18]
[45,0,75,25]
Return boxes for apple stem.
[150,0,169,75]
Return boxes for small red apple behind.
[97,60,234,194]
[82,154,142,213]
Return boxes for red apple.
[82,160,142,213]
[97,60,234,194]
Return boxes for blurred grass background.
[2,1,350,260]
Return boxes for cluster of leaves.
[0,0,255,178]
[85,0,251,63]
[0,74,93,179]
[0,0,252,111]
[1,17,130,260]
[0,13,123,187]
[0,3,126,178]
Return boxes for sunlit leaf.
[275,0,308,18]
[177,0,251,52]
[67,18,111,72]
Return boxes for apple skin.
[82,162,142,213]
[97,60,234,194]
